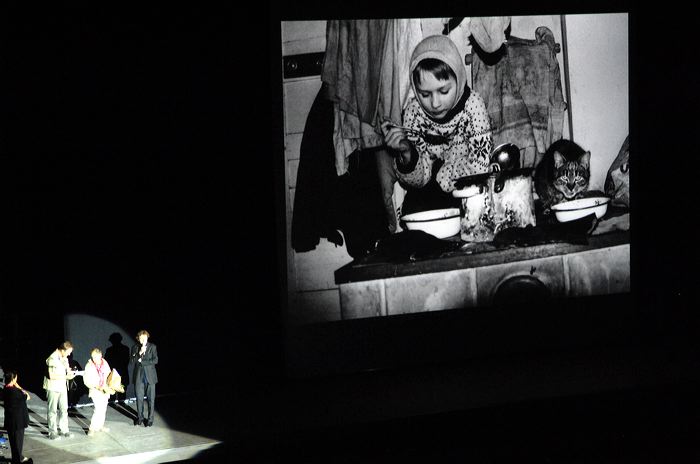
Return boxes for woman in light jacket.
[83,348,114,436]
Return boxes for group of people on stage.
[2,330,158,464]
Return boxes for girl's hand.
[380,121,411,154]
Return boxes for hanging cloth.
[323,19,422,177]
[291,85,345,253]
[323,19,388,176]
[377,19,423,130]
[468,16,511,53]
[322,19,389,125]
[472,26,566,169]
[322,19,422,235]
[375,19,422,233]
[291,85,390,257]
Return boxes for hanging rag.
[323,19,389,125]
[331,108,384,176]
[468,16,511,53]
[377,19,423,134]
[323,19,389,176]
[324,19,422,175]
[291,84,390,258]
[323,18,422,234]
[375,19,422,233]
[472,26,566,169]
[291,84,344,253]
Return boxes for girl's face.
[415,70,458,119]
[92,352,102,363]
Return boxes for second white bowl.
[551,196,610,222]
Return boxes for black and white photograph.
[259,7,700,462]
[281,14,630,332]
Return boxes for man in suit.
[129,330,158,427]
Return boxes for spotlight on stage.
[25,313,226,463]
[64,313,137,403]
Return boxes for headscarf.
[408,35,468,113]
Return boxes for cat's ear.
[553,151,565,168]
[579,151,591,169]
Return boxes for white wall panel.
[566,13,629,191]
[283,77,323,135]
[281,21,326,56]
[295,238,352,291]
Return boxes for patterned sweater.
[395,90,493,193]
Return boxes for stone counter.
[336,232,630,320]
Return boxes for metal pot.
[451,144,536,242]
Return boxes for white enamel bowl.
[551,196,610,222]
[401,208,461,238]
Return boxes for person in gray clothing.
[129,330,158,427]
[43,341,76,440]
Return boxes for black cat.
[534,139,591,213]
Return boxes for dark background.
[1,6,250,461]
[2,5,248,390]
[1,2,698,462]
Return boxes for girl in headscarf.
[381,35,493,215]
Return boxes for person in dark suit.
[129,330,158,427]
[3,369,31,463]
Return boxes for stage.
[1,390,227,464]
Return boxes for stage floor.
[1,391,226,464]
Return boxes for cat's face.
[553,151,590,199]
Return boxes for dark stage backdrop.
[2,5,260,398]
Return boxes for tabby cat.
[534,139,591,213]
